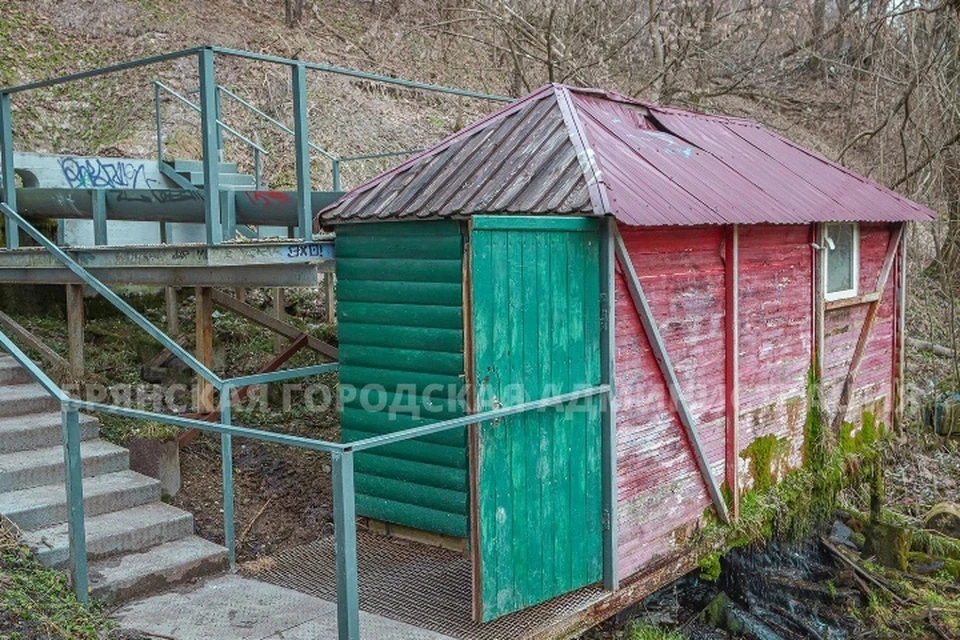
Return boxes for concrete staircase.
[165,159,258,190]
[0,356,228,603]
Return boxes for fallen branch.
[820,536,912,606]
[238,497,274,548]
[908,337,955,359]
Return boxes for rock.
[830,520,857,550]
[908,551,945,576]
[924,502,960,539]
[866,522,913,571]
[126,436,181,498]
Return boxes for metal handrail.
[154,81,266,191]
[156,82,269,156]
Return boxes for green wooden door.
[471,216,603,621]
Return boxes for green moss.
[740,434,789,492]
[629,621,683,640]
[699,551,722,581]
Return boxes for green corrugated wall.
[336,221,468,538]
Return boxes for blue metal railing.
[0,45,510,247]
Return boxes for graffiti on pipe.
[59,157,161,189]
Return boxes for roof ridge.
[552,84,610,215]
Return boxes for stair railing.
[154,81,268,190]
[0,47,529,640]
[0,199,612,639]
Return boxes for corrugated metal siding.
[614,225,726,577]
[472,216,602,621]
[822,224,896,429]
[337,221,468,538]
[737,225,813,480]
[319,84,936,226]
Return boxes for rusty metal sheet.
[318,84,936,226]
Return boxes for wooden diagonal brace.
[613,226,730,525]
[831,223,904,432]
[211,289,338,359]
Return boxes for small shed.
[318,84,935,623]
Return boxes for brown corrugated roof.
[318,84,936,226]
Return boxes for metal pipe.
[68,399,345,453]
[1,92,18,249]
[332,450,360,640]
[0,203,223,388]
[348,385,611,452]
[11,188,341,227]
[61,406,89,603]
[225,362,338,387]
[220,386,236,567]
[331,158,341,192]
[154,82,164,169]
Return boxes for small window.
[823,222,859,301]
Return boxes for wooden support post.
[894,224,907,431]
[724,224,740,519]
[165,287,179,335]
[599,218,619,589]
[273,288,285,353]
[813,224,825,383]
[66,284,84,378]
[325,273,336,324]
[613,226,730,525]
[195,286,215,413]
[831,223,904,431]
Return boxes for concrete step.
[0,470,160,531]
[88,536,229,603]
[25,502,195,569]
[0,383,60,418]
[169,159,239,174]
[0,412,99,454]
[0,440,129,493]
[183,171,256,188]
[0,357,35,385]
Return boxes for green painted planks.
[337,323,464,353]
[337,258,463,283]
[340,344,464,376]
[472,216,603,621]
[355,495,467,539]
[336,221,468,538]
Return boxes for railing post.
[331,158,341,192]
[214,84,224,164]
[61,405,89,604]
[331,449,360,640]
[254,149,262,190]
[220,384,236,568]
[92,189,107,245]
[154,82,164,170]
[291,63,311,240]
[0,91,19,249]
[198,48,222,246]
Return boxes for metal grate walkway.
[251,530,607,640]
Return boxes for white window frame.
[822,222,859,302]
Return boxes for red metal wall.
[615,222,898,581]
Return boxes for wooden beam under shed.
[210,289,338,360]
[613,227,730,525]
[724,224,740,519]
[66,284,84,378]
[195,286,215,414]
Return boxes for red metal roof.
[319,84,936,226]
